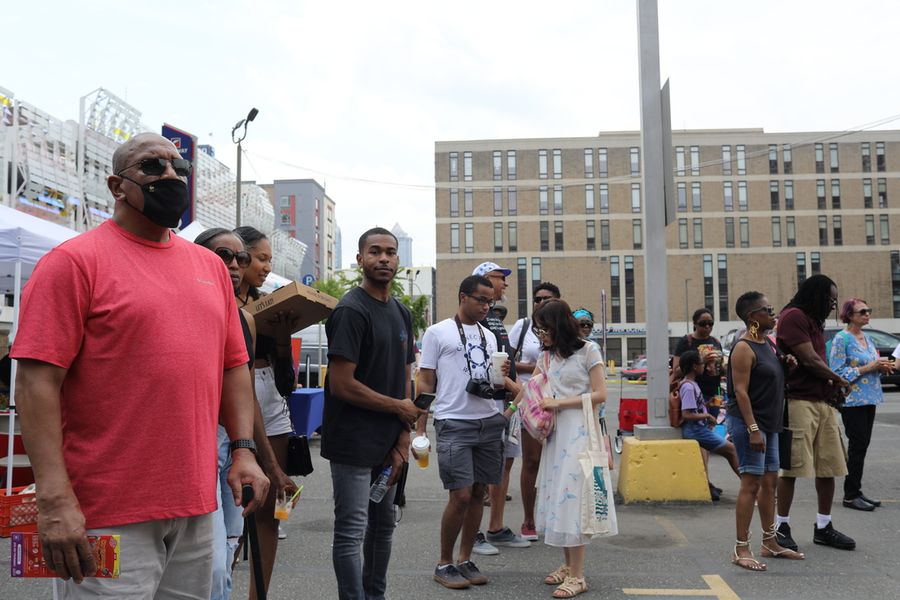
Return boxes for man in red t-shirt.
[774,274,853,553]
[11,133,269,597]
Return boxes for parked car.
[621,357,648,381]
[824,327,900,388]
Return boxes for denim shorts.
[681,420,728,451]
[727,412,779,476]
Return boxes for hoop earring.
[748,321,760,339]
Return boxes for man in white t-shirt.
[417,275,511,590]
[507,281,561,540]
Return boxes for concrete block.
[616,437,711,503]
[633,424,682,440]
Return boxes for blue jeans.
[727,413,779,475]
[330,462,397,600]
[211,426,244,600]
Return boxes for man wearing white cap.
[470,262,531,555]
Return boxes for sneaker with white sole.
[520,523,539,541]
[486,526,531,547]
[472,531,499,555]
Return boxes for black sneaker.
[859,493,882,507]
[775,523,799,552]
[813,522,856,550]
[434,563,471,589]
[456,560,488,585]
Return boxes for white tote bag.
[578,393,618,537]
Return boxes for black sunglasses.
[214,247,251,268]
[533,295,554,304]
[117,157,193,178]
[578,321,594,329]
[854,308,873,316]
[697,320,714,327]
[749,305,776,317]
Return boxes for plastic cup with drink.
[490,347,508,388]
[274,485,303,521]
[411,435,430,469]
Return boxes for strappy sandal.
[544,564,571,585]
[553,576,588,598]
[732,534,766,572]
[760,524,805,560]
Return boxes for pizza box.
[245,282,337,336]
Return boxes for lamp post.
[231,107,258,228]
[683,278,692,335]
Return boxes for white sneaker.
[472,531,499,555]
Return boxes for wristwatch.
[229,439,258,454]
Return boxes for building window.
[864,179,873,209]
[624,256,635,323]
[552,149,562,179]
[585,185,595,214]
[584,148,594,178]
[816,179,826,210]
[464,223,474,253]
[783,144,793,174]
[811,251,821,276]
[450,189,459,217]
[631,183,641,213]
[829,143,839,173]
[876,141,886,172]
[493,187,502,216]
[703,254,714,312]
[786,216,796,247]
[464,189,473,217]
[739,217,749,248]
[880,215,891,245]
[553,185,563,215]
[678,182,687,212]
[690,146,700,176]
[508,187,517,215]
[517,257,528,319]
[632,219,643,250]
[772,217,782,247]
[539,221,549,251]
[449,152,459,181]
[717,254,729,321]
[494,222,503,252]
[770,180,779,210]
[723,182,733,212]
[678,218,688,249]
[722,145,732,176]
[463,151,472,181]
[796,252,807,286]
[450,223,459,253]
[507,150,517,180]
[815,143,824,173]
[738,181,748,211]
[724,217,735,248]
[692,218,703,248]
[831,179,841,209]
[675,146,685,176]
[736,145,746,175]
[599,183,609,214]
[610,256,621,322]
[586,220,596,251]
[878,178,888,208]
[891,251,900,317]
[691,182,702,211]
[492,151,502,180]
[508,222,518,251]
[833,215,843,246]
[630,147,641,176]
[861,142,871,172]
[539,186,548,215]
[600,220,610,250]
[554,221,564,251]
[768,144,778,174]
[866,215,875,245]
[598,148,608,177]
[818,216,828,246]
[538,149,548,179]
[785,180,794,210]
[531,257,542,295]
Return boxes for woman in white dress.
[532,299,607,598]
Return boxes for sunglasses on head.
[214,247,251,267]
[532,326,549,337]
[117,157,193,178]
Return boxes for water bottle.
[369,466,393,503]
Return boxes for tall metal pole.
[235,140,242,228]
[684,278,691,335]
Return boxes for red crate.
[1,486,38,537]
[618,398,648,433]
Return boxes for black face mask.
[120,176,189,228]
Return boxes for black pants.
[840,404,876,500]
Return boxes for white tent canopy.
[0,204,79,294]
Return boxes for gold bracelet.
[747,423,760,433]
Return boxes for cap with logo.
[472,261,512,277]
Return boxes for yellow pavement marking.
[654,515,688,544]
[623,575,740,599]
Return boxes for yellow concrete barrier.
[607,359,616,375]
[616,437,711,503]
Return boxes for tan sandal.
[732,535,766,572]
[760,524,805,560]
[544,564,571,585]
[553,576,588,598]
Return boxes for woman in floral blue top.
[828,298,895,511]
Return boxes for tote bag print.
[579,393,618,537]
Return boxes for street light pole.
[231,107,258,228]
[684,278,692,335]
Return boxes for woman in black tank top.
[727,291,804,571]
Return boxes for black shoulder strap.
[513,318,529,361]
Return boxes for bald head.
[112,133,178,174]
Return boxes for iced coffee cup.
[411,435,430,469]
[490,351,508,387]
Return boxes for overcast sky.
[6,1,900,269]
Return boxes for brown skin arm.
[385,364,414,486]
[15,359,96,583]
[329,357,423,424]
[730,341,765,452]
[414,367,436,436]
[788,340,849,385]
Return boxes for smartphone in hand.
[414,392,436,410]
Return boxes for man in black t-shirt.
[322,227,422,600]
